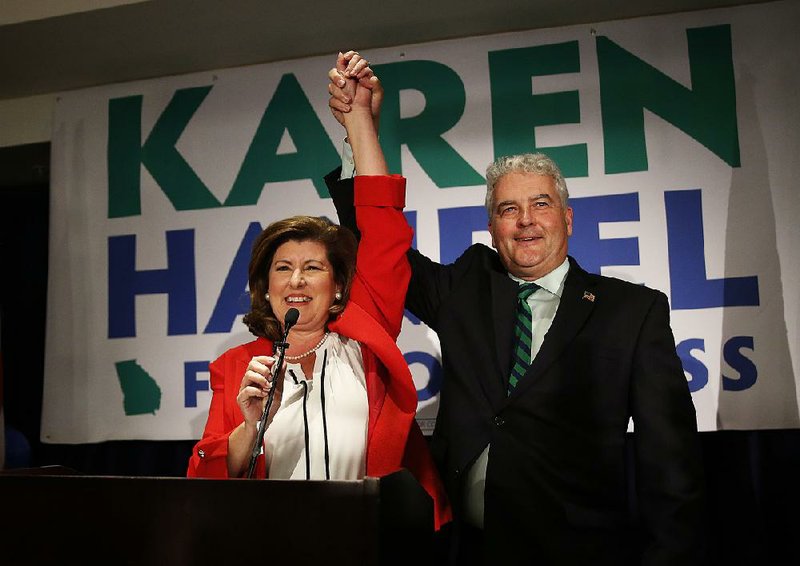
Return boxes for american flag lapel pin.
[582,291,595,302]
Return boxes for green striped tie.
[509,282,539,392]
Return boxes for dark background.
[1,142,798,565]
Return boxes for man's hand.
[328,50,383,133]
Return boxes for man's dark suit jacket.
[327,171,706,565]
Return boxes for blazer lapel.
[490,268,523,399]
[509,258,598,399]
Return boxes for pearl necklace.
[284,332,330,361]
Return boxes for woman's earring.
[335,291,342,301]
[265,292,270,301]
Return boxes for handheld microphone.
[246,308,300,478]
[273,308,299,353]
[284,307,300,328]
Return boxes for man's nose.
[518,206,534,226]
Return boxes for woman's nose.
[289,269,305,287]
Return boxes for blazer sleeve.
[326,169,465,333]
[343,174,413,340]
[187,349,263,478]
[630,291,707,565]
[326,168,359,240]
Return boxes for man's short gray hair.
[485,153,569,218]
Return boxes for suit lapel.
[489,268,519,400]
[509,258,598,399]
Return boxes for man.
[327,52,706,565]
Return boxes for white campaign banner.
[43,0,800,442]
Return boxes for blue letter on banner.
[665,189,759,309]
[438,206,487,265]
[722,336,757,391]
[184,360,210,407]
[205,222,263,333]
[569,193,640,275]
[108,229,197,338]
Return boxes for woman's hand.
[328,50,383,132]
[327,50,387,175]
[237,355,278,427]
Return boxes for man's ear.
[566,207,574,237]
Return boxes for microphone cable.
[288,348,331,480]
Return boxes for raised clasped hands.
[328,50,382,134]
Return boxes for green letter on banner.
[489,42,587,178]
[374,61,484,187]
[225,73,339,204]
[598,24,740,173]
[108,87,221,218]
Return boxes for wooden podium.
[0,467,434,565]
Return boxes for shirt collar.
[509,257,570,298]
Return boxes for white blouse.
[263,332,368,480]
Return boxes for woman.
[187,53,450,529]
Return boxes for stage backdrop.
[42,0,800,443]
